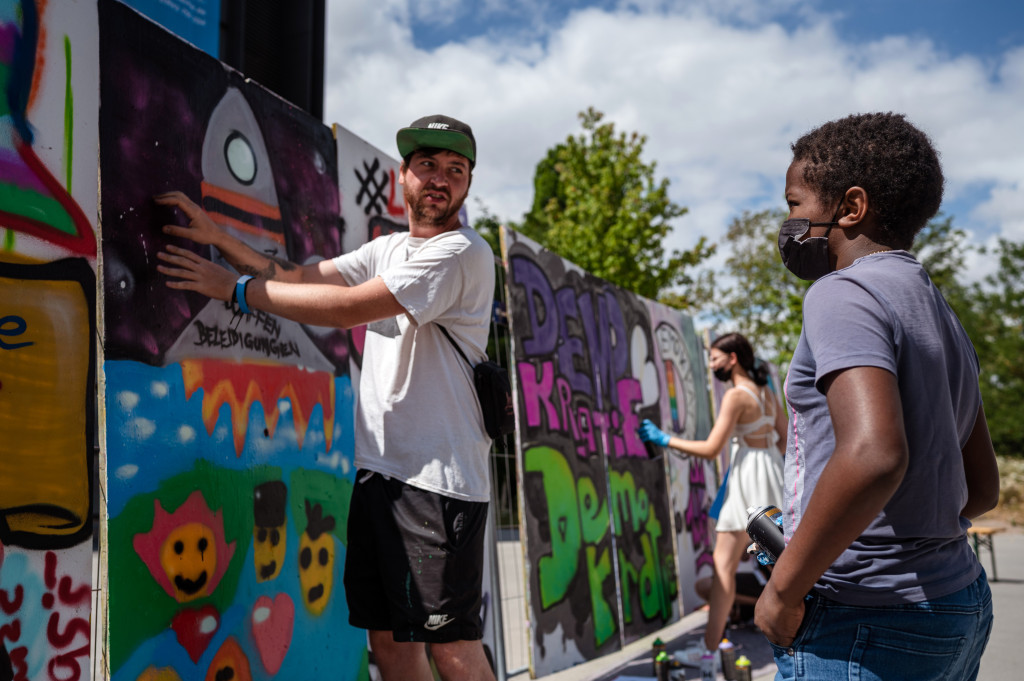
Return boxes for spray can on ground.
[655,651,672,681]
[734,654,752,681]
[718,638,737,680]
[745,505,786,565]
[652,637,666,675]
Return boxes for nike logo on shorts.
[424,614,455,631]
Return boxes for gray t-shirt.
[784,251,982,605]
[332,227,495,501]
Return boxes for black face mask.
[778,196,846,281]
[712,366,732,383]
[777,219,837,281]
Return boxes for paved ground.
[513,520,1023,681]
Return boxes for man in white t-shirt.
[156,114,496,681]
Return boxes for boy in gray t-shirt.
[757,113,998,681]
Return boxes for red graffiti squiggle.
[46,612,89,648]
[0,620,20,644]
[47,643,88,681]
[10,645,28,681]
[0,585,23,615]
[386,168,405,217]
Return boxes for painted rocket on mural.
[161,87,336,455]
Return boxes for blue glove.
[637,419,671,447]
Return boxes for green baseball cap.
[396,114,476,167]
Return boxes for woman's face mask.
[777,218,837,281]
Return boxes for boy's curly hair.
[791,113,943,249]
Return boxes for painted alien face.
[160,522,216,602]
[298,500,335,616]
[254,523,286,583]
[253,481,287,583]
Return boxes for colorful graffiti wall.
[0,1,99,679]
[503,229,714,677]
[97,0,373,678]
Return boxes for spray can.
[652,637,666,675]
[718,638,737,680]
[734,654,752,681]
[655,651,672,681]
[745,505,786,564]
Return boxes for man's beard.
[407,185,467,228]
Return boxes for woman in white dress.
[638,332,785,670]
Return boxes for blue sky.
[408,1,1024,60]
[324,0,1024,284]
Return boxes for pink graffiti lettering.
[519,361,560,428]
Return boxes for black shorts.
[344,470,487,643]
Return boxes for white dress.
[715,384,786,532]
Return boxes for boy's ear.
[837,186,869,228]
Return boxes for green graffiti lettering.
[525,446,581,609]
[617,547,637,625]
[577,476,607,544]
[586,545,616,645]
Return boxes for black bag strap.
[437,324,474,368]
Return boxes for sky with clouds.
[323,0,1024,283]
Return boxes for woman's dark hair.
[791,112,944,250]
[711,332,769,386]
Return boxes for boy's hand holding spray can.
[745,505,785,565]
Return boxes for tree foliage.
[515,107,715,302]
[710,207,1024,457]
[708,208,809,368]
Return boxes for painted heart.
[251,593,294,674]
[170,605,220,663]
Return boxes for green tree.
[516,107,714,302]
[708,208,809,369]
[710,206,1023,457]
[967,239,1024,457]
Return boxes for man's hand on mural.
[158,244,236,302]
[155,191,224,246]
[637,419,672,447]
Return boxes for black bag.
[439,326,515,439]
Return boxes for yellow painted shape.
[0,275,89,536]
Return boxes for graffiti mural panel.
[504,228,713,677]
[98,1,363,678]
[0,1,99,679]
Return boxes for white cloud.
[323,1,1024,279]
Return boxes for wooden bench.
[967,526,1006,582]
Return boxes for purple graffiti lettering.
[685,461,711,552]
[510,256,559,356]
[518,360,560,429]
[555,287,592,395]
[577,289,628,411]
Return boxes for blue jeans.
[771,572,993,681]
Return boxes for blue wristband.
[235,275,254,314]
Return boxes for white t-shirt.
[332,227,495,501]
